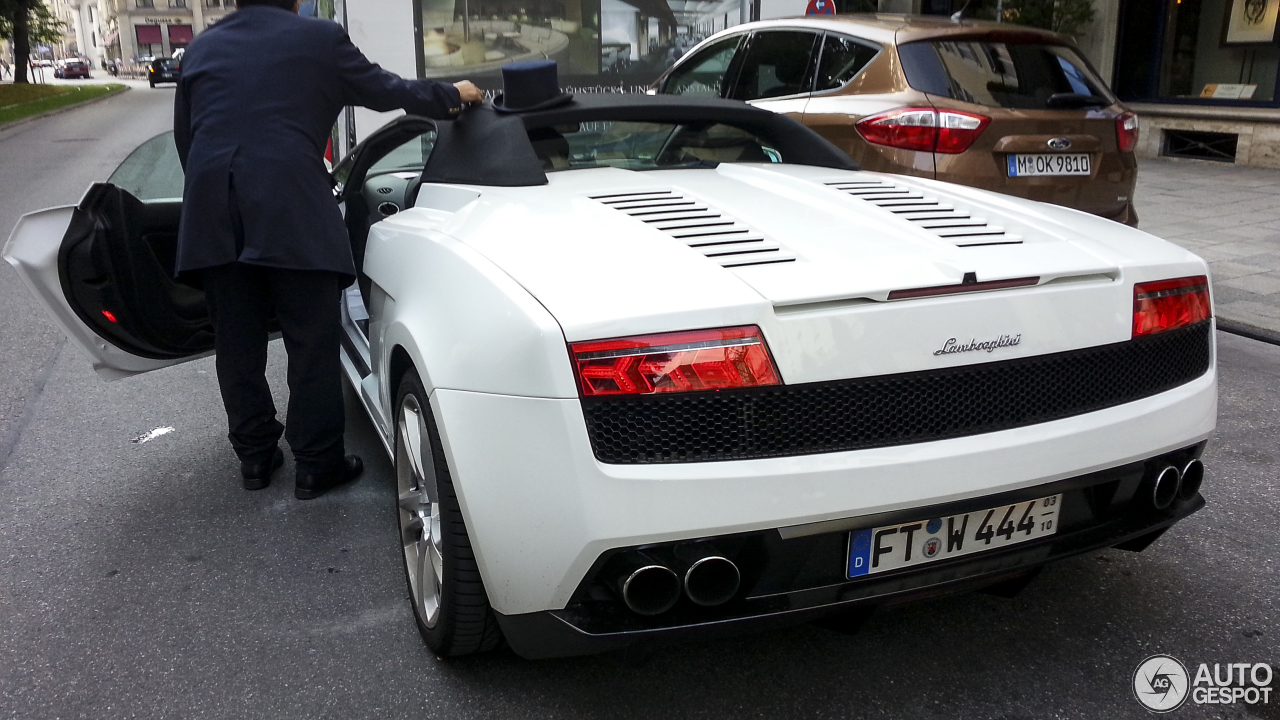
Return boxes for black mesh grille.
[582,322,1212,464]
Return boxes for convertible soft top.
[419,94,861,187]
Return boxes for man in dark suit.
[174,0,482,499]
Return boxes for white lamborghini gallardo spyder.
[5,95,1216,659]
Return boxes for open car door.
[3,132,212,380]
[5,120,442,382]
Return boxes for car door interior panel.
[58,183,214,359]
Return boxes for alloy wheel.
[397,393,443,628]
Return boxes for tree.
[0,0,65,83]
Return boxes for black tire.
[149,80,155,88]
[394,368,502,656]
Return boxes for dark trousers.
[203,262,347,475]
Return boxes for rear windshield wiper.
[1045,92,1110,109]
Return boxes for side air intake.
[590,190,797,268]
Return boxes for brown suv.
[651,15,1140,225]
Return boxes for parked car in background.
[148,57,180,87]
[652,15,1141,226]
[55,60,92,79]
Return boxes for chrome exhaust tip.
[683,556,740,607]
[1152,465,1181,510]
[1178,459,1204,500]
[621,564,681,616]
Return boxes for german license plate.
[847,495,1061,577]
[1007,153,1090,176]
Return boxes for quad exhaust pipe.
[682,556,740,607]
[1150,465,1181,510]
[618,561,681,616]
[1148,458,1206,510]
[1178,459,1204,500]
[614,551,741,615]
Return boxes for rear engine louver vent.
[590,190,796,268]
[825,180,1023,247]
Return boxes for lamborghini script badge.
[934,334,1022,356]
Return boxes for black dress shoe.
[295,455,364,500]
[241,448,284,491]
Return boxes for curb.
[1217,317,1280,347]
[0,84,131,134]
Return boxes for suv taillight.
[856,108,991,154]
[1117,112,1139,153]
[570,326,781,397]
[1133,276,1210,338]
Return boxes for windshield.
[108,131,184,201]
[907,39,1114,109]
[528,120,782,172]
[368,132,437,175]
[155,59,179,70]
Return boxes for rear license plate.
[847,495,1061,578]
[1007,153,1091,177]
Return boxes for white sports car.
[5,95,1216,659]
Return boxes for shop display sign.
[1199,83,1259,98]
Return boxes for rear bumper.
[495,471,1205,659]
[433,352,1214,619]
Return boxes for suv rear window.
[900,39,1114,110]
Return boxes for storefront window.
[410,0,758,88]
[1116,0,1280,104]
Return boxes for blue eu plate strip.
[848,528,872,577]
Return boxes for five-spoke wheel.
[397,390,442,629]
[394,368,502,656]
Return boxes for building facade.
[1107,0,1280,167]
[44,0,111,67]
[26,0,1280,169]
[110,0,231,63]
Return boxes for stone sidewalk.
[1135,157,1280,342]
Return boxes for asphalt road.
[1,89,1277,720]
[0,79,169,476]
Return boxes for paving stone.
[1210,261,1271,280]
[1194,245,1265,262]
[1136,157,1280,341]
[1219,299,1280,320]
[1215,225,1280,240]
[1210,240,1277,255]
[1219,273,1280,295]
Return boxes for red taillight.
[857,108,937,152]
[1133,275,1211,337]
[570,326,781,397]
[102,310,119,323]
[936,110,991,153]
[856,108,990,154]
[1117,112,1139,153]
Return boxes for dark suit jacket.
[173,5,461,278]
